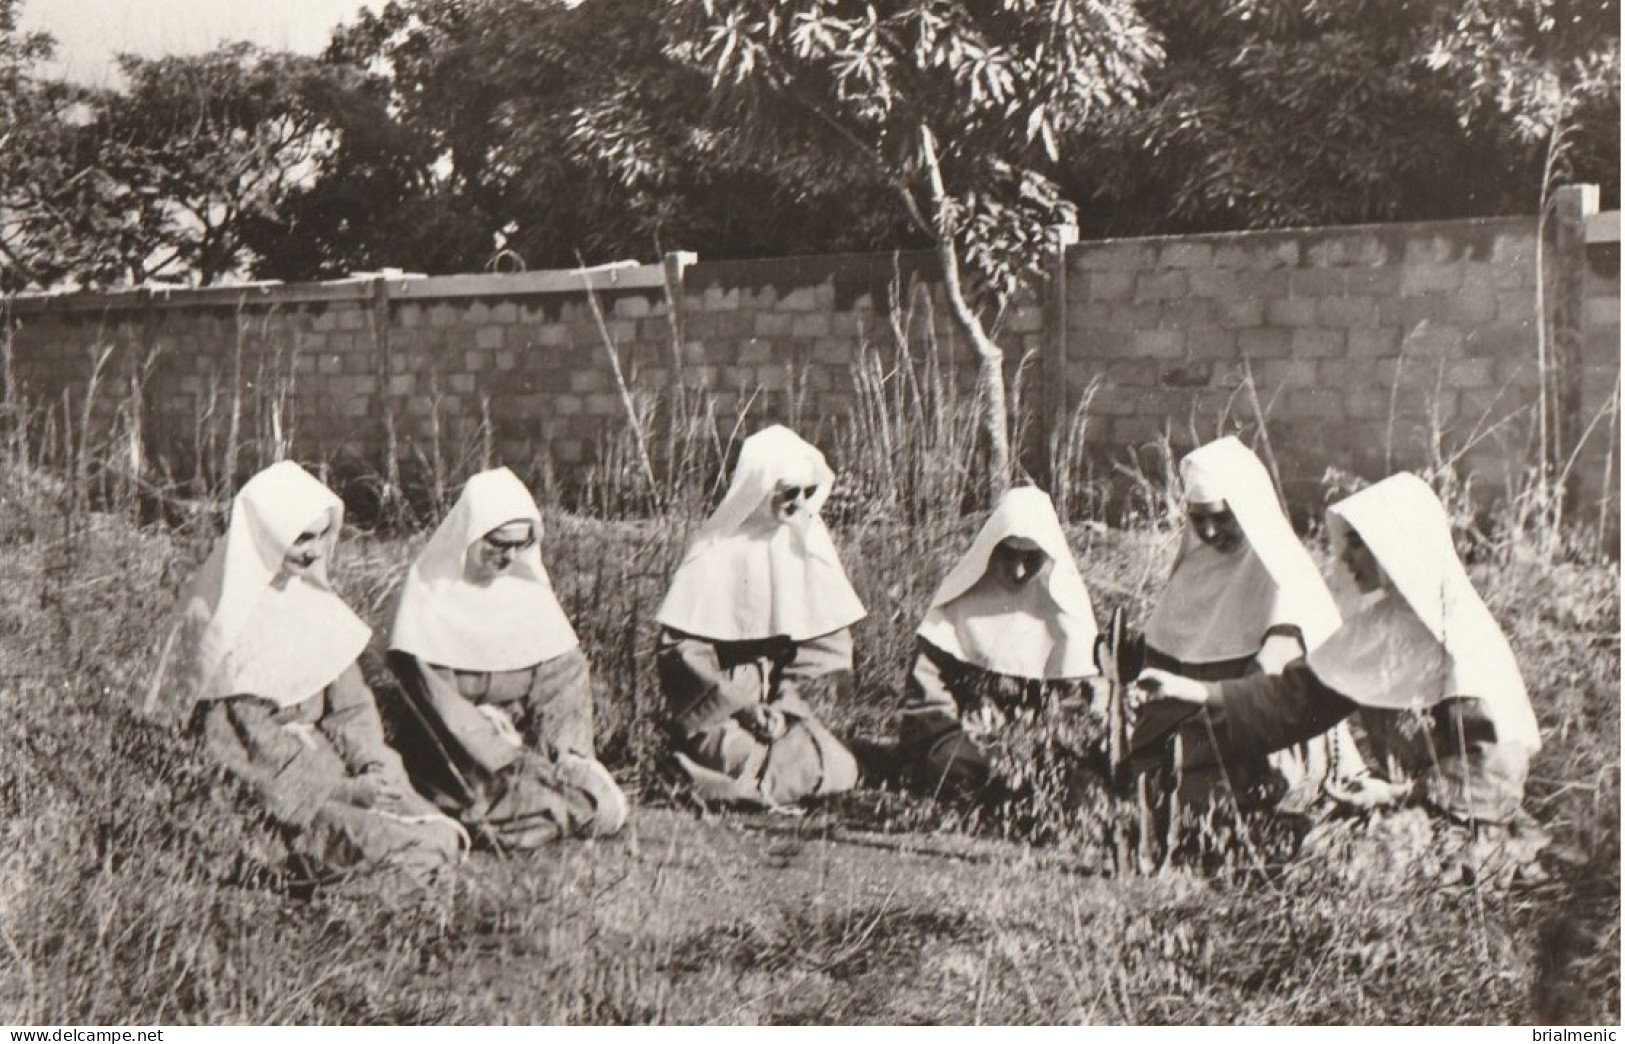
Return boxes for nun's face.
[470,520,535,583]
[990,537,1048,590]
[771,480,820,523]
[281,517,333,579]
[1188,500,1246,555]
[1340,528,1383,593]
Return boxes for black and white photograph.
[0,0,1619,1027]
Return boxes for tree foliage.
[2,35,362,289]
[665,0,1160,307]
[1,0,1617,291]
[1066,0,1619,237]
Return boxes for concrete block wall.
[1064,216,1554,504]
[3,200,1616,520]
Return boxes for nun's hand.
[738,703,787,743]
[337,768,404,810]
[1130,669,1211,713]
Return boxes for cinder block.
[551,437,585,464]
[755,364,790,390]
[1077,242,1156,271]
[1377,295,1438,328]
[1158,299,1216,328]
[1403,322,1465,360]
[1290,329,1345,358]
[700,286,740,312]
[570,370,605,393]
[397,304,424,329]
[1188,328,1237,360]
[1399,263,1464,295]
[1436,287,1497,325]
[815,339,853,366]
[1305,234,1389,268]
[1215,299,1265,327]
[1160,241,1213,269]
[475,325,505,350]
[1088,270,1136,301]
[1491,230,1536,264]
[1264,298,1317,327]
[1236,328,1294,359]
[1130,329,1185,358]
[751,311,794,339]
[1346,267,1401,296]
[613,295,652,319]
[585,393,620,416]
[1316,359,1363,387]
[829,312,865,339]
[1213,239,1299,269]
[1439,358,1497,389]
[1340,385,1391,421]
[1495,355,1535,389]
[1135,270,1188,300]
[1317,296,1379,328]
[1257,358,1317,388]
[738,284,779,310]
[1487,260,1532,290]
[791,313,832,338]
[739,339,774,365]
[1189,269,1240,299]
[1348,328,1403,358]
[1403,236,1459,265]
[1280,388,1347,422]
[1290,269,1346,297]
[779,287,818,311]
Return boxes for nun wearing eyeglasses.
[158,462,466,882]
[1137,437,1365,810]
[897,487,1103,795]
[386,468,628,849]
[1136,473,1542,826]
[655,426,866,810]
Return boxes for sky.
[18,0,387,85]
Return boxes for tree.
[0,0,113,290]
[288,0,921,280]
[1062,0,1618,237]
[85,45,354,286]
[663,0,1160,497]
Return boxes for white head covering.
[656,425,866,642]
[1143,437,1342,664]
[163,461,372,709]
[388,467,579,672]
[1305,473,1540,752]
[916,487,1100,680]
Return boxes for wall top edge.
[2,262,676,315]
[1073,213,1541,250]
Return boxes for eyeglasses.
[774,485,819,505]
[482,533,537,554]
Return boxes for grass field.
[0,440,1617,1024]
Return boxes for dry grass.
[0,441,1616,1024]
[0,296,1617,1023]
